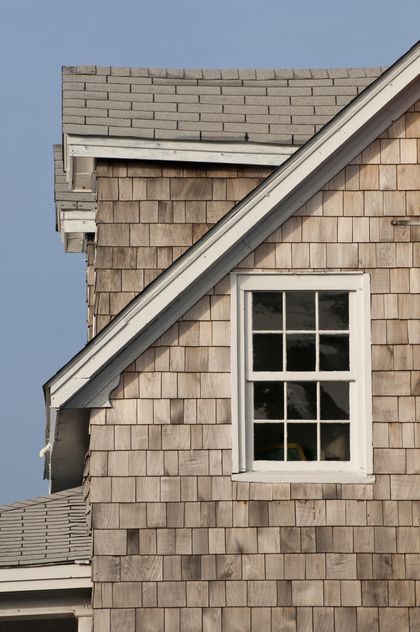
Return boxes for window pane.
[286,334,316,371]
[253,334,283,371]
[321,423,350,461]
[254,382,284,419]
[320,382,349,420]
[253,292,282,330]
[287,423,317,461]
[319,334,349,371]
[286,291,315,330]
[287,382,317,419]
[254,423,284,461]
[319,291,349,330]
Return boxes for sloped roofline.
[0,487,83,513]
[45,41,420,417]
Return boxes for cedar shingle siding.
[87,105,420,630]
[91,162,273,337]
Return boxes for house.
[2,41,420,631]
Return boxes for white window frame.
[231,272,374,483]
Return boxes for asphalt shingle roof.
[0,488,91,567]
[62,64,385,146]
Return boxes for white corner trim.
[59,209,96,253]
[47,43,420,414]
[59,209,96,235]
[0,563,91,593]
[65,135,296,168]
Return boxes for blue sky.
[0,0,419,504]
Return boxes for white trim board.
[58,209,96,253]
[0,607,91,621]
[0,563,91,593]
[65,135,296,170]
[45,42,420,485]
[232,472,376,484]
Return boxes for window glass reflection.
[319,291,348,330]
[321,423,350,460]
[286,291,315,330]
[287,382,317,419]
[286,334,316,371]
[320,382,349,420]
[254,382,284,419]
[253,334,283,371]
[319,335,349,371]
[287,423,317,461]
[253,292,282,330]
[254,423,285,461]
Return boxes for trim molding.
[58,137,294,253]
[65,135,296,169]
[0,608,92,621]
[0,563,91,593]
[232,472,376,483]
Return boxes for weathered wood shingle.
[87,105,420,630]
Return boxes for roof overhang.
[45,408,90,492]
[47,41,420,488]
[65,135,296,169]
[58,136,295,253]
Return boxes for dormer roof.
[57,63,383,251]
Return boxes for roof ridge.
[62,64,387,79]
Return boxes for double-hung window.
[231,273,373,482]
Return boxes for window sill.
[232,471,375,484]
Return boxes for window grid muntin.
[248,289,352,465]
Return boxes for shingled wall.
[87,105,420,631]
[89,162,273,338]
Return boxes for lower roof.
[0,488,91,568]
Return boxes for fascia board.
[0,564,91,593]
[0,606,92,620]
[66,136,296,167]
[48,42,420,411]
[61,219,96,234]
